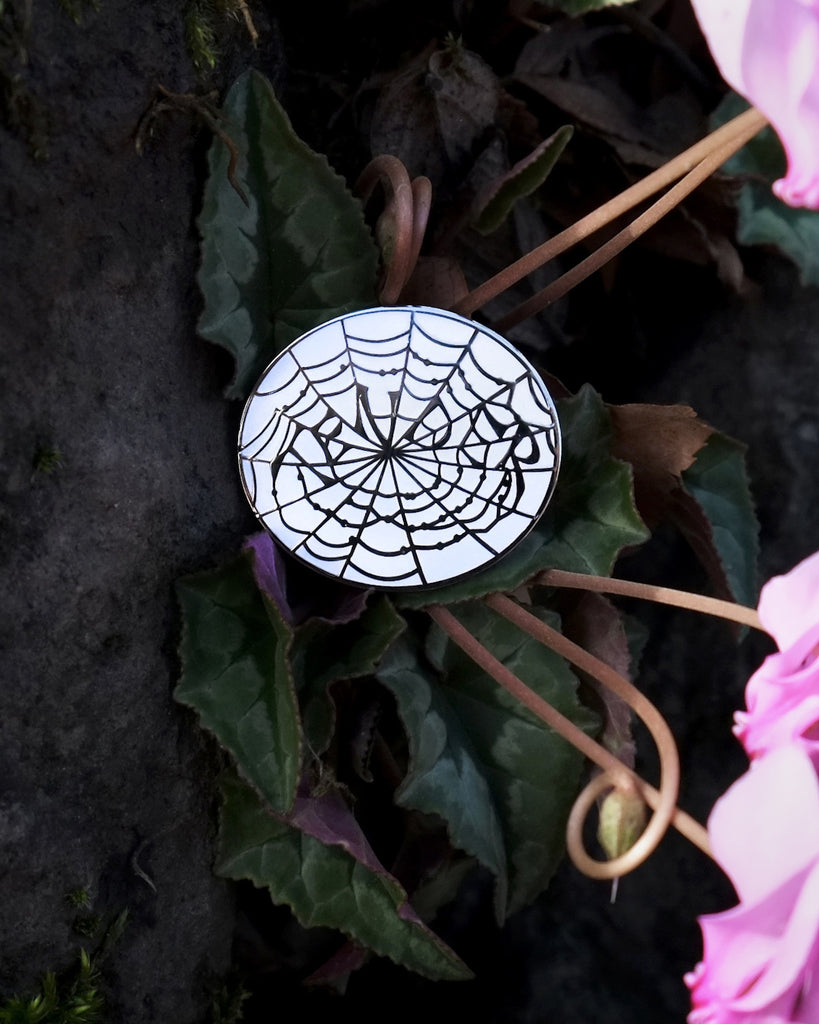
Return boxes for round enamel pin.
[238,306,561,590]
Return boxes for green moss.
[70,917,101,940]
[183,1,257,74]
[185,0,219,71]
[209,978,250,1024]
[54,0,99,25]
[0,951,104,1024]
[63,890,91,912]
[0,906,128,1024]
[31,445,63,475]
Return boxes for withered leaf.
[609,403,713,526]
[400,255,469,308]
[563,592,636,768]
[514,27,704,168]
[473,125,574,235]
[371,42,499,189]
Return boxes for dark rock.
[0,1,265,1019]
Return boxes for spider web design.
[238,307,560,589]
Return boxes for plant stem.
[355,155,415,305]
[485,594,711,869]
[539,569,765,632]
[427,601,711,880]
[452,106,767,321]
[494,107,767,329]
[355,156,432,305]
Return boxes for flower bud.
[597,788,647,861]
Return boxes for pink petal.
[735,631,819,759]
[793,958,819,1022]
[689,0,753,92]
[758,551,819,651]
[732,860,819,1012]
[708,746,819,904]
[688,861,819,1021]
[690,0,819,211]
[697,899,792,1003]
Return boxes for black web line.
[287,456,389,557]
[382,455,504,557]
[338,457,397,578]
[341,319,416,451]
[381,460,426,584]
[388,450,551,514]
[260,450,385,518]
[404,440,556,471]
[390,315,480,446]
[404,366,552,450]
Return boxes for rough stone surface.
[0,2,255,1019]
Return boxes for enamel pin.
[238,306,561,590]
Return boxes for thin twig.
[452,106,767,319]
[427,602,710,881]
[236,0,259,45]
[134,84,248,205]
[539,569,765,632]
[493,107,767,330]
[355,156,424,305]
[485,594,710,872]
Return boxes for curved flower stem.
[409,177,433,285]
[427,601,711,880]
[539,569,765,633]
[493,107,768,330]
[354,156,432,306]
[452,106,767,321]
[355,155,415,305]
[485,594,710,871]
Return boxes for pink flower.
[734,551,819,762]
[686,745,819,1023]
[689,0,819,209]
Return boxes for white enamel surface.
[238,306,561,590]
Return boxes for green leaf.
[175,553,301,814]
[397,385,649,607]
[736,182,819,286]
[474,126,574,235]
[534,0,638,13]
[216,773,473,981]
[375,634,509,920]
[197,69,379,398]
[713,92,819,287]
[680,433,759,608]
[293,596,406,755]
[424,602,598,915]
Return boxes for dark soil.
[3,2,819,1022]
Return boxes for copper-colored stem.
[539,569,765,632]
[494,108,767,330]
[427,602,710,881]
[354,156,431,306]
[452,106,768,321]
[485,594,710,872]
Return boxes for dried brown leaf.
[401,256,469,307]
[370,42,500,189]
[564,592,635,767]
[609,404,713,526]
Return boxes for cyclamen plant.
[683,4,819,1020]
[687,554,819,1023]
[175,1,819,1019]
[690,0,819,208]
